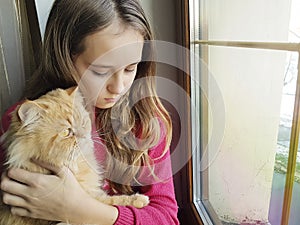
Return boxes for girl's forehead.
[82,23,144,67]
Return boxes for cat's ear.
[18,101,43,125]
[66,86,79,97]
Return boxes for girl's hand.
[0,161,91,223]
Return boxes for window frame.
[174,0,205,224]
[175,0,300,225]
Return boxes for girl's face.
[73,21,144,109]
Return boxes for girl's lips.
[104,98,118,103]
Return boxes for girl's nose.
[107,72,124,94]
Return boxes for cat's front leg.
[127,193,150,208]
[99,193,150,208]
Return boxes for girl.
[0,0,179,224]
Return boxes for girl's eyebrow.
[89,61,141,68]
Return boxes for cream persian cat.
[0,87,149,225]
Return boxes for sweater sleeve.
[113,126,180,225]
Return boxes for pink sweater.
[0,103,180,225]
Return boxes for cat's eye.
[59,128,73,138]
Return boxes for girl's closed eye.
[125,64,138,73]
[91,70,109,76]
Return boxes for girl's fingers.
[2,192,28,208]
[0,173,28,197]
[30,159,60,174]
[30,159,69,178]
[10,207,30,217]
[5,168,38,186]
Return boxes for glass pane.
[268,51,298,225]
[199,45,298,224]
[203,0,300,43]
[192,0,300,224]
[286,0,300,225]
[269,2,300,223]
[289,0,300,43]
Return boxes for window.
[189,0,300,225]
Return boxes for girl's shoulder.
[0,101,23,173]
[1,101,24,134]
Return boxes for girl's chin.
[95,102,115,109]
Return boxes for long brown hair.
[25,0,172,194]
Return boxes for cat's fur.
[0,87,149,225]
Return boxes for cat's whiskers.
[64,143,78,173]
[77,147,100,175]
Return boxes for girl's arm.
[1,106,179,224]
[113,140,180,225]
[0,147,179,225]
[1,104,119,224]
[1,154,179,225]
[1,163,118,225]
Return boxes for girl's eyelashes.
[90,63,138,75]
[125,67,136,73]
[125,64,138,73]
[91,70,109,76]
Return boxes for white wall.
[34,0,54,39]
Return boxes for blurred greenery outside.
[274,152,300,183]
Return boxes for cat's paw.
[132,193,150,208]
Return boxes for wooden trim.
[14,0,42,81]
[193,40,300,52]
[173,0,205,224]
[24,0,42,66]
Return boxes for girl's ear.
[18,101,43,125]
[66,86,79,97]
